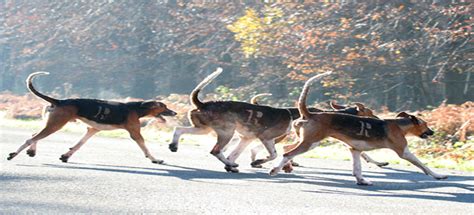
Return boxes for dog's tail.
[298,71,333,119]
[190,67,223,108]
[26,72,59,105]
[250,93,272,105]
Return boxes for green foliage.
[215,85,241,101]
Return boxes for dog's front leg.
[227,137,253,164]
[250,139,277,167]
[128,128,163,164]
[350,148,373,186]
[250,144,265,166]
[399,147,448,180]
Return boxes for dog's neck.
[389,118,416,135]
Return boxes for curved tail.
[190,67,223,108]
[26,72,59,105]
[250,93,272,105]
[298,71,333,119]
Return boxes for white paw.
[356,178,373,186]
[269,168,280,176]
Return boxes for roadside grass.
[2,114,472,172]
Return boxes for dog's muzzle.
[155,109,177,123]
[160,109,177,117]
[420,129,434,139]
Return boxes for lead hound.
[270,72,448,185]
[7,72,177,164]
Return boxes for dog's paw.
[26,149,36,157]
[225,165,239,173]
[282,164,294,173]
[7,152,18,160]
[152,159,164,164]
[251,163,263,168]
[59,154,69,163]
[269,168,279,176]
[376,162,389,167]
[435,175,448,180]
[356,178,373,186]
[250,159,265,167]
[290,160,300,167]
[169,143,178,152]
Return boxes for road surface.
[1,126,473,214]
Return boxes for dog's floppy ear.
[396,112,410,118]
[329,100,346,110]
[140,100,158,108]
[353,102,365,111]
[397,112,420,124]
[409,115,420,125]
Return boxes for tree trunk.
[445,69,472,104]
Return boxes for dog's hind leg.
[250,138,277,168]
[26,133,38,157]
[169,126,212,152]
[269,137,323,176]
[59,127,99,163]
[8,111,71,160]
[227,137,253,164]
[360,152,389,167]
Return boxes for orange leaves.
[371,13,381,21]
[424,101,474,135]
[325,31,338,38]
[345,52,361,61]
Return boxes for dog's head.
[396,112,434,139]
[329,101,378,118]
[141,100,177,122]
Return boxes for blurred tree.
[1,0,471,109]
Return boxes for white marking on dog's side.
[93,106,103,118]
[357,121,372,137]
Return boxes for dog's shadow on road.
[21,162,474,204]
[294,165,474,203]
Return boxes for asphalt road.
[1,126,473,214]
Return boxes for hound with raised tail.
[246,93,389,169]
[7,72,177,164]
[269,72,448,185]
[169,68,324,172]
